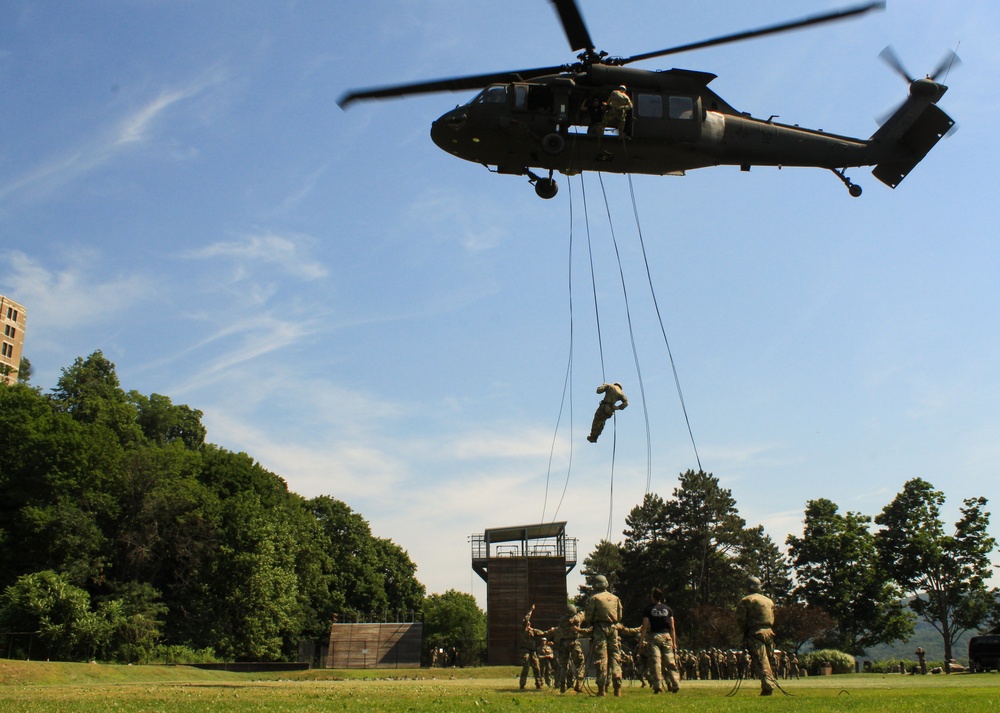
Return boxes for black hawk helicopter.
[340,1,955,199]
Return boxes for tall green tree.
[422,589,486,666]
[786,498,913,654]
[202,492,300,661]
[51,351,143,447]
[129,392,206,449]
[874,478,999,668]
[1,353,429,661]
[576,539,624,606]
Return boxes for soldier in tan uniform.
[735,575,776,696]
[539,602,586,693]
[518,605,542,690]
[604,85,632,135]
[588,382,628,443]
[583,575,624,696]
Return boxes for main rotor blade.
[617,1,885,66]
[338,65,567,108]
[550,0,595,52]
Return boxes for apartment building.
[0,295,26,385]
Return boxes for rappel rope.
[541,178,576,524]
[544,129,703,530]
[597,170,653,499]
[622,139,702,473]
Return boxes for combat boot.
[596,684,605,697]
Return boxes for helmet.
[593,575,609,591]
[746,575,762,592]
[566,603,578,615]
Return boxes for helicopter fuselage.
[430,64,950,195]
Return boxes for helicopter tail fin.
[870,101,955,189]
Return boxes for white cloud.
[0,70,227,204]
[185,232,328,281]
[0,249,152,330]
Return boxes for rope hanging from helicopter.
[542,148,703,534]
[542,166,651,541]
[620,140,703,473]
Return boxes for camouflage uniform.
[518,609,542,689]
[641,594,680,694]
[588,383,628,443]
[736,576,776,696]
[604,86,632,135]
[583,576,623,696]
[698,650,711,680]
[538,638,554,687]
[541,604,586,693]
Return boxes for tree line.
[4,351,994,666]
[0,351,437,662]
[577,469,1000,662]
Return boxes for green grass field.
[2,661,999,712]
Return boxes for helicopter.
[339,1,956,200]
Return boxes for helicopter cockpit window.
[669,96,695,120]
[480,85,508,104]
[636,94,663,119]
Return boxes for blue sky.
[2,1,998,604]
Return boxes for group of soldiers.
[428,646,460,668]
[517,573,785,697]
[623,646,800,684]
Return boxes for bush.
[867,659,916,674]
[801,649,857,674]
[148,644,220,664]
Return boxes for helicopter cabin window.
[636,94,663,119]
[669,95,695,120]
[480,85,508,104]
[514,85,528,111]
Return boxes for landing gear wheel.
[831,168,862,198]
[535,177,558,199]
[541,133,565,155]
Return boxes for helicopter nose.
[431,108,467,152]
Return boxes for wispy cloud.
[185,232,329,281]
[0,250,152,330]
[0,69,227,204]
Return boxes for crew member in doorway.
[588,382,628,443]
[604,85,632,135]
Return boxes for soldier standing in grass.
[735,575,776,696]
[640,587,681,694]
[583,575,624,697]
[539,603,586,693]
[518,606,542,690]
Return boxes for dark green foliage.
[596,470,791,650]
[874,479,999,667]
[0,351,425,662]
[422,589,486,666]
[786,498,913,655]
